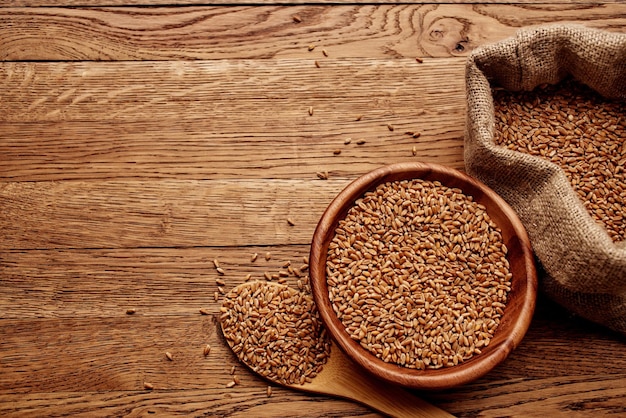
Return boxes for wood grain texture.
[0,59,465,181]
[0,246,314,318]
[0,389,380,418]
[0,59,461,122]
[1,5,625,60]
[1,377,624,417]
[435,374,626,417]
[2,1,626,417]
[0,179,357,249]
[6,0,626,7]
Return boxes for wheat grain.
[493,79,625,241]
[220,281,331,385]
[326,179,511,369]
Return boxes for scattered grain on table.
[316,171,329,180]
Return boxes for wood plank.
[0,246,314,318]
[0,59,462,123]
[2,376,625,417]
[434,374,626,417]
[6,0,625,7]
[0,119,464,181]
[1,5,625,60]
[0,59,466,181]
[0,179,350,249]
[0,316,225,393]
[0,390,379,418]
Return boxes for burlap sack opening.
[464,24,626,334]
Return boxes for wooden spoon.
[293,340,455,417]
[220,282,455,418]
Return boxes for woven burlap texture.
[464,24,626,334]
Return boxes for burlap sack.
[464,24,626,334]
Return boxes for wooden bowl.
[309,162,537,390]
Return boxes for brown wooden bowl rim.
[309,162,537,390]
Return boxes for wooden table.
[1,1,625,416]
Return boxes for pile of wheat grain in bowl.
[325,179,512,370]
[220,281,331,385]
[493,78,625,242]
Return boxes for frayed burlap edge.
[464,24,626,334]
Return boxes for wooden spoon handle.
[313,346,455,418]
[333,369,455,418]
